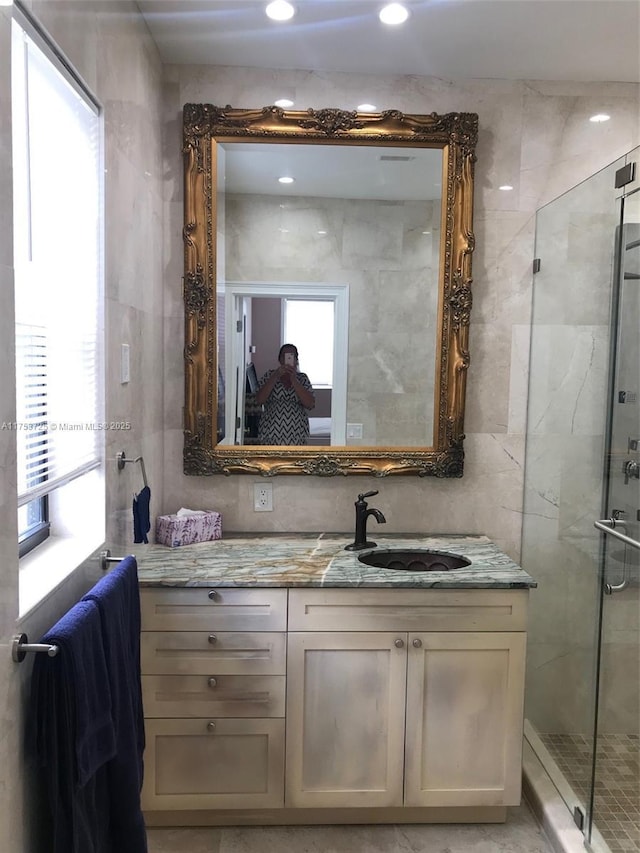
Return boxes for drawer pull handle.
[207,721,216,732]
[208,677,217,688]
[208,590,218,600]
[412,638,423,648]
[208,634,217,644]
[394,638,404,648]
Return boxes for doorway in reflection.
[223,282,348,446]
[250,298,334,446]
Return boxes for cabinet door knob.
[394,638,404,648]
[412,638,422,648]
[207,721,216,732]
[208,590,218,600]
[208,634,217,644]
[208,677,217,688]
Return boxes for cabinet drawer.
[288,589,528,632]
[142,674,286,718]
[140,587,287,632]
[141,631,286,675]
[142,717,285,811]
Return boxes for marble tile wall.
[225,192,438,445]
[0,17,636,850]
[0,2,164,849]
[161,66,639,563]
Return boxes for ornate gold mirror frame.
[183,104,477,477]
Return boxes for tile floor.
[146,803,554,853]
[540,732,639,853]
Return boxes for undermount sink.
[358,549,471,572]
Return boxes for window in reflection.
[283,299,334,388]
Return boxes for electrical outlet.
[253,482,273,512]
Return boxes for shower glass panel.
[592,179,640,851]
[521,151,630,845]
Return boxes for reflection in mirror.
[183,105,478,476]
[219,143,441,448]
[220,282,349,446]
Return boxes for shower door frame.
[523,147,640,853]
[587,169,640,849]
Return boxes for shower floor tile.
[539,732,639,853]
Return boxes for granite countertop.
[122,533,536,590]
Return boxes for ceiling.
[137,0,640,83]
[222,142,442,200]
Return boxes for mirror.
[183,105,478,476]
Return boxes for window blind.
[12,22,102,510]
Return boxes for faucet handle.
[358,490,379,502]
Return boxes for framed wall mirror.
[183,104,477,476]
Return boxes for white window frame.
[11,6,105,615]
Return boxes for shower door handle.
[594,518,640,549]
[594,518,640,594]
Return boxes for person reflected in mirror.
[256,344,315,445]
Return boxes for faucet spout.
[368,508,386,525]
[344,491,386,551]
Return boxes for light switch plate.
[121,344,130,384]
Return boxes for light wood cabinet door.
[404,632,526,807]
[285,632,407,809]
[142,718,285,811]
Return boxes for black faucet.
[344,490,386,551]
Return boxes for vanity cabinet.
[139,587,287,811]
[140,584,529,824]
[285,589,527,810]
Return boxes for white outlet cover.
[254,482,273,511]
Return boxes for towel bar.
[12,632,59,663]
[116,451,148,487]
[98,549,128,571]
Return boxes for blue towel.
[82,556,147,853]
[30,599,117,853]
[133,486,151,544]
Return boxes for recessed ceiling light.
[266,1,295,22]
[278,176,295,184]
[589,113,611,123]
[317,230,328,235]
[499,185,514,191]
[422,231,431,235]
[274,99,294,108]
[379,3,409,25]
[357,103,378,112]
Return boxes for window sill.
[19,533,103,619]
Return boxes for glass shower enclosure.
[522,148,639,852]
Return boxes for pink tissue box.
[155,511,222,547]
